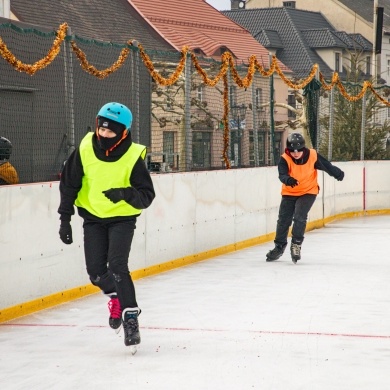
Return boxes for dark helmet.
[286,133,305,152]
[0,137,12,161]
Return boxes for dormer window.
[193,48,205,56]
[218,46,231,55]
[283,1,296,8]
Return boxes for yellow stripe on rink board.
[0,285,100,323]
[1,209,390,323]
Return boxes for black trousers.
[83,218,138,309]
[274,194,317,247]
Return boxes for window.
[269,131,282,165]
[255,88,263,109]
[366,56,371,75]
[229,86,237,107]
[249,131,265,166]
[166,97,173,110]
[197,85,203,102]
[388,98,390,118]
[387,59,390,76]
[192,132,211,168]
[163,132,175,167]
[287,93,296,118]
[283,1,296,8]
[335,52,341,72]
[166,86,173,110]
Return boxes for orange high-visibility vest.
[281,149,319,196]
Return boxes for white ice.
[1,215,390,390]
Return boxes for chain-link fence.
[1,20,390,185]
[317,83,390,161]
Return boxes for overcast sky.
[205,0,231,11]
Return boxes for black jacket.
[58,131,155,223]
[278,148,344,186]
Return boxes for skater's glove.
[103,187,133,204]
[336,171,344,181]
[59,221,73,245]
[286,177,298,188]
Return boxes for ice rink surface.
[1,215,390,390]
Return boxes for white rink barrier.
[1,160,390,318]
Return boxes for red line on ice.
[1,323,389,339]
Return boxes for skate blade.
[114,324,122,334]
[129,345,137,355]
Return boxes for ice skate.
[290,242,301,264]
[107,296,122,333]
[122,308,141,354]
[266,244,286,261]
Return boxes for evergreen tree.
[319,54,390,161]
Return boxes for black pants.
[83,219,138,309]
[274,194,317,247]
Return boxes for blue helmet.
[97,102,133,131]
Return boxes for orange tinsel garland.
[0,22,68,75]
[70,41,130,79]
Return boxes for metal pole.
[227,70,232,164]
[269,53,276,165]
[63,27,76,157]
[315,66,320,150]
[373,0,379,86]
[360,92,366,160]
[237,114,241,168]
[328,87,334,161]
[134,48,140,143]
[184,53,192,171]
[251,78,259,166]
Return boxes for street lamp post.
[231,103,247,168]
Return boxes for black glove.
[286,177,299,188]
[336,171,344,181]
[103,188,130,204]
[59,221,73,244]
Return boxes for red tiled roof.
[128,0,290,70]
[10,0,174,51]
